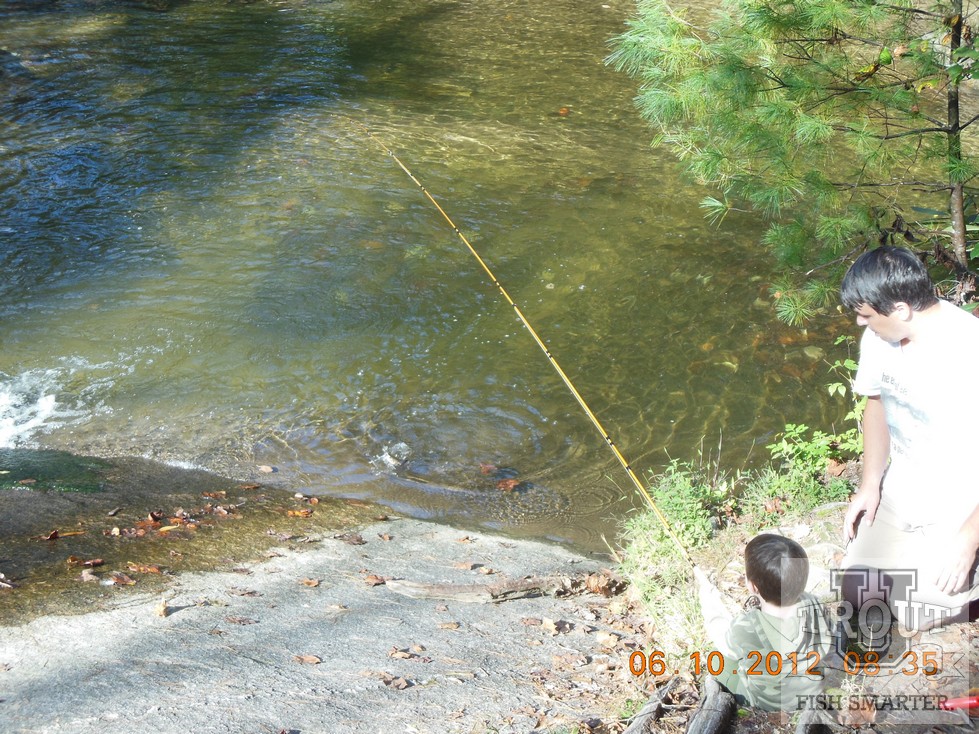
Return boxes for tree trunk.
[947,0,969,268]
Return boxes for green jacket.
[718,593,833,712]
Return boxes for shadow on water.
[0,0,454,310]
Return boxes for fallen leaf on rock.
[157,525,180,533]
[477,567,495,575]
[127,562,162,574]
[108,572,136,586]
[202,491,226,499]
[156,598,170,617]
[257,465,276,473]
[238,483,261,490]
[542,618,572,635]
[225,616,258,625]
[66,556,104,568]
[595,631,620,648]
[294,655,322,665]
[585,572,626,597]
[496,478,520,492]
[300,578,320,587]
[479,462,497,475]
[226,587,261,597]
[381,674,412,689]
[378,533,393,541]
[364,574,387,586]
[453,561,478,570]
[287,509,313,518]
[334,532,365,545]
[438,622,461,630]
[521,617,543,626]
[435,604,449,612]
[455,536,475,543]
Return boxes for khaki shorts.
[841,502,979,630]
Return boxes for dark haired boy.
[697,533,833,711]
[839,246,979,631]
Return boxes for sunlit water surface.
[0,0,850,550]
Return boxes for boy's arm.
[844,395,889,541]
[694,567,736,658]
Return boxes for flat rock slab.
[0,518,637,734]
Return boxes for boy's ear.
[746,579,759,594]
[892,301,913,320]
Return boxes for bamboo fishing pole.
[351,120,691,564]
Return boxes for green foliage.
[644,460,734,551]
[608,0,979,317]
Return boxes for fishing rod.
[349,118,691,564]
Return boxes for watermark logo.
[826,568,955,663]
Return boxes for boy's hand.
[843,486,881,541]
[933,527,979,595]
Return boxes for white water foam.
[0,368,92,448]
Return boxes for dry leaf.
[257,465,276,473]
[477,567,495,575]
[226,587,261,597]
[496,478,520,492]
[542,618,572,635]
[287,508,313,518]
[238,483,261,490]
[202,491,226,499]
[479,462,497,475]
[595,631,620,648]
[225,616,258,625]
[156,598,170,617]
[453,562,478,571]
[108,572,136,586]
[127,562,162,574]
[334,532,365,545]
[300,578,320,587]
[378,533,393,541]
[364,574,387,586]
[438,622,461,630]
[521,617,543,626]
[294,654,322,665]
[455,536,475,543]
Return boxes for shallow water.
[0,0,851,551]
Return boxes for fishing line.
[349,119,691,564]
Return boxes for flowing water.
[0,0,851,551]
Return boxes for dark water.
[0,0,851,551]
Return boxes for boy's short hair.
[745,533,809,606]
[840,245,938,314]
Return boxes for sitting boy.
[696,533,834,711]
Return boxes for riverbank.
[1,513,659,734]
[0,450,659,732]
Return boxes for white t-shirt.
[852,301,979,525]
